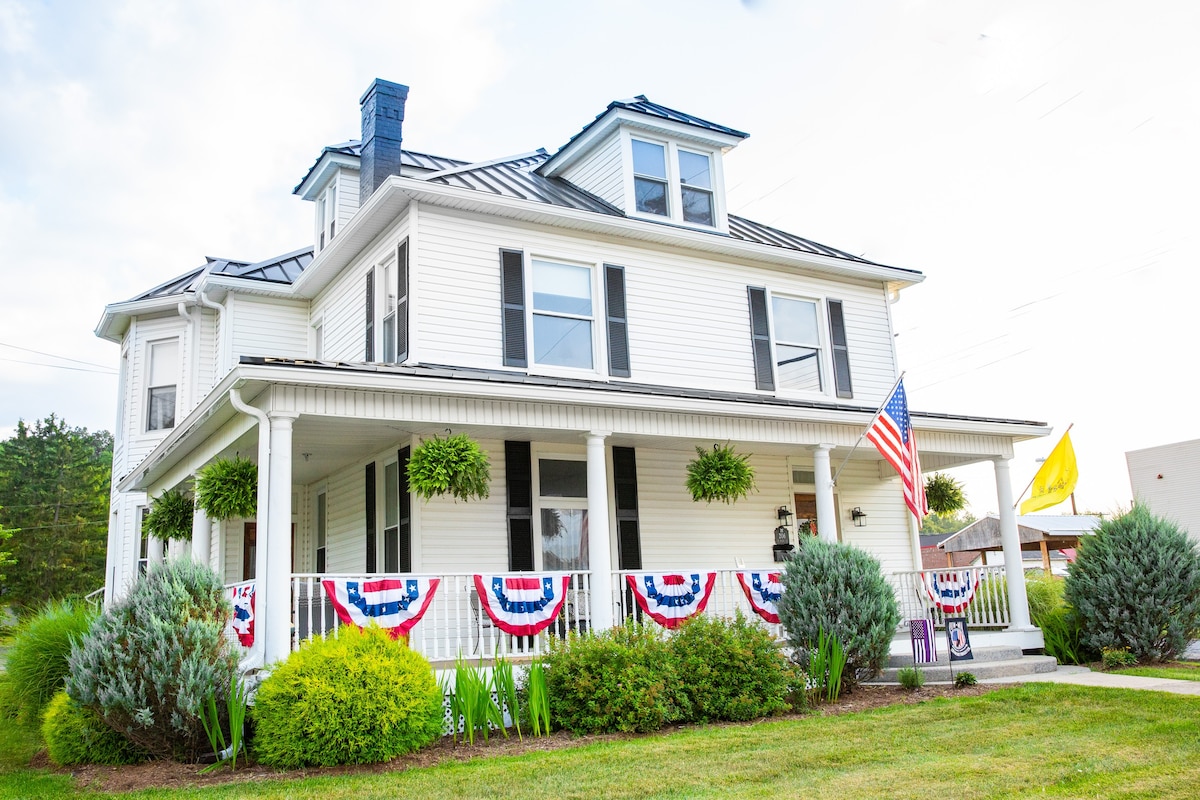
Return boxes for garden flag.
[735,571,782,624]
[229,582,255,648]
[922,570,979,614]
[909,618,937,664]
[321,577,440,639]
[865,379,928,520]
[626,572,717,629]
[474,574,571,636]
[946,617,974,662]
[1020,429,1078,514]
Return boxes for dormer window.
[632,139,669,217]
[678,149,714,226]
[317,183,338,248]
[627,136,720,229]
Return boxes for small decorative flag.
[625,572,717,629]
[321,577,440,639]
[474,574,571,637]
[735,571,782,624]
[865,379,928,520]
[229,583,255,648]
[909,618,937,664]
[946,616,974,662]
[922,571,980,614]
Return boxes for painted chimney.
[359,79,409,205]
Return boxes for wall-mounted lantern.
[851,507,868,527]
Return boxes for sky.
[2,0,1198,518]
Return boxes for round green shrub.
[252,625,443,768]
[42,690,147,766]
[777,539,900,688]
[407,433,491,502]
[66,559,237,761]
[1066,505,1200,662]
[544,624,685,734]
[195,456,258,520]
[668,613,791,722]
[5,600,94,722]
[685,444,756,504]
[143,488,195,541]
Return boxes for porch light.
[851,507,867,527]
[776,506,794,527]
[773,506,795,562]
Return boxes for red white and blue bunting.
[625,572,717,629]
[474,574,571,636]
[229,582,255,648]
[735,571,782,624]
[321,577,441,639]
[922,571,979,614]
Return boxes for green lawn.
[1115,661,1200,682]
[2,684,1199,799]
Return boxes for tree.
[0,415,113,613]
[920,511,976,535]
[0,517,14,582]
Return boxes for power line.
[0,341,117,370]
[0,357,117,375]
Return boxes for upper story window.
[531,258,594,370]
[364,239,409,364]
[317,183,337,249]
[678,149,714,226]
[771,295,823,393]
[629,136,719,229]
[747,287,854,399]
[632,139,669,217]
[146,338,179,431]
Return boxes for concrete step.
[886,645,1022,668]
[873,654,1058,684]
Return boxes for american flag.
[865,379,927,520]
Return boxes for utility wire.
[0,357,117,375]
[0,341,116,370]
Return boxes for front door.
[794,493,818,539]
[241,522,297,581]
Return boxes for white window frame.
[767,291,831,397]
[623,131,726,231]
[526,253,603,377]
[145,337,179,433]
[317,181,338,251]
[315,488,328,573]
[311,316,324,360]
[532,448,589,572]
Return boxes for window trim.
[315,488,327,574]
[526,253,603,377]
[145,337,179,433]
[623,131,725,231]
[768,292,827,395]
[531,448,589,573]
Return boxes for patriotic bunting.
[625,572,717,629]
[321,577,441,639]
[922,571,979,614]
[474,574,571,636]
[735,571,782,624]
[229,582,255,648]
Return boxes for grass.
[2,684,1200,798]
[1114,661,1200,682]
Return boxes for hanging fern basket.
[925,472,967,516]
[407,433,491,502]
[143,488,195,542]
[195,456,258,521]
[685,443,757,504]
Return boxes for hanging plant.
[407,433,491,502]
[685,443,756,504]
[925,472,967,516]
[143,488,194,542]
[195,456,258,520]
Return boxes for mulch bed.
[61,683,1009,793]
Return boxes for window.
[771,295,823,392]
[531,259,594,370]
[678,149,714,226]
[366,240,409,364]
[537,458,588,571]
[318,183,337,249]
[146,339,179,431]
[315,491,327,573]
[381,448,411,573]
[381,258,396,363]
[629,137,719,228]
[137,507,149,576]
[748,289,853,398]
[632,139,668,217]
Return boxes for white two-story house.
[96,79,1049,665]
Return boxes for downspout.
[229,387,269,671]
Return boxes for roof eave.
[293,151,360,198]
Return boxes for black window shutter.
[505,440,534,571]
[365,462,377,572]
[612,446,642,570]
[827,299,853,399]
[365,268,375,362]
[397,240,409,364]
[604,264,631,378]
[398,446,412,572]
[500,249,527,368]
[747,286,774,391]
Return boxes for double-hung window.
[770,296,823,393]
[146,338,179,431]
[531,259,594,370]
[632,139,669,217]
[537,457,588,571]
[630,137,718,228]
[317,183,337,249]
[678,149,714,226]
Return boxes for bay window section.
[632,139,668,217]
[678,149,714,226]
[531,259,594,370]
[771,296,823,392]
[538,458,588,572]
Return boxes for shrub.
[897,666,924,690]
[42,690,146,766]
[777,539,900,687]
[1101,646,1138,670]
[544,624,684,734]
[5,600,94,722]
[953,672,977,688]
[668,613,791,722]
[1024,572,1065,625]
[66,559,237,761]
[685,443,755,504]
[1038,605,1094,665]
[252,625,443,768]
[1065,506,1200,662]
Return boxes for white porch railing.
[892,565,1011,629]
[611,568,786,640]
[290,572,591,661]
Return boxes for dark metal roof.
[129,248,313,301]
[293,142,467,194]
[728,215,877,265]
[607,96,749,140]
[422,152,622,216]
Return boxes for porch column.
[586,431,614,632]
[264,413,298,665]
[812,444,836,543]
[994,457,1033,629]
[147,534,164,567]
[191,505,211,568]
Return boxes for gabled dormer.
[294,142,361,253]
[537,96,748,233]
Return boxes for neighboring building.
[1127,439,1200,539]
[96,79,1050,665]
[938,514,1099,574]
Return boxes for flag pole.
[831,371,905,486]
[1012,422,1074,510]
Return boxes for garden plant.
[4,599,94,722]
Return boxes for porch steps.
[871,645,1058,684]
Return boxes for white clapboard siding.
[560,132,625,210]
[1127,440,1200,540]
[121,315,187,469]
[227,295,310,361]
[196,306,221,395]
[415,438,510,572]
[324,457,368,575]
[336,169,360,231]
[834,459,918,575]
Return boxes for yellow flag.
[1020,431,1079,514]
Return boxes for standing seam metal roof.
[293,143,467,194]
[130,248,314,301]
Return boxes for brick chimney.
[359,79,409,205]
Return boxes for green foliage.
[407,434,491,502]
[953,671,977,688]
[525,657,551,736]
[5,600,94,722]
[143,488,195,542]
[1101,646,1138,670]
[805,628,847,704]
[1038,605,1093,665]
[897,666,925,691]
[66,559,237,761]
[777,539,900,687]
[194,456,258,520]
[41,690,146,766]
[443,656,505,745]
[0,517,14,584]
[684,443,756,504]
[252,626,443,768]
[924,473,967,515]
[1065,505,1200,662]
[668,613,791,722]
[198,677,248,771]
[0,416,113,612]
[492,656,521,739]
[920,511,977,535]
[1024,572,1065,625]
[544,624,685,734]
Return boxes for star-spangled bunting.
[865,379,928,520]
[922,571,979,614]
[321,577,440,639]
[473,574,571,637]
[625,572,717,629]
[735,571,782,624]
[229,583,255,648]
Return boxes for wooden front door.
[241,522,297,581]
[794,493,818,539]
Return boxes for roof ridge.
[416,148,549,182]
